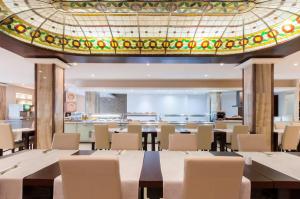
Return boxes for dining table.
[0,150,299,199]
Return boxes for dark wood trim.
[1,31,300,64]
[252,64,257,134]
[34,64,38,149]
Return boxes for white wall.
[277,91,296,121]
[221,92,238,117]
[127,94,209,115]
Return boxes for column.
[243,63,274,150]
[35,64,64,149]
[0,84,6,120]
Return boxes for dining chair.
[229,125,249,151]
[51,133,80,150]
[196,125,213,151]
[185,123,198,129]
[168,134,198,151]
[111,133,139,150]
[107,122,118,128]
[274,122,287,129]
[94,124,110,150]
[182,156,244,199]
[238,134,269,152]
[281,126,300,151]
[127,124,142,149]
[59,156,122,199]
[0,123,24,156]
[159,124,175,150]
[214,121,227,129]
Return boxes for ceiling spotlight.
[204,74,208,78]
[146,63,150,66]
[220,63,224,66]
[71,63,78,66]
[293,63,299,66]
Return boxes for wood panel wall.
[243,64,274,150]
[35,64,64,149]
[0,85,6,120]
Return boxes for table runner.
[160,151,250,199]
[0,150,76,199]
[238,152,300,180]
[53,150,144,199]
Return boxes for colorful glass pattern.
[0,0,300,55]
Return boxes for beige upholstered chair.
[59,156,122,199]
[127,124,142,149]
[159,124,175,150]
[230,125,249,151]
[0,123,24,155]
[111,133,139,150]
[169,134,198,151]
[281,126,300,151]
[238,134,269,152]
[183,156,244,199]
[185,123,198,129]
[107,122,118,128]
[274,122,287,129]
[214,121,227,129]
[52,133,80,150]
[94,124,110,150]
[197,125,213,151]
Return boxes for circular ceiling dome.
[0,0,300,55]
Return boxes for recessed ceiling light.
[91,74,95,77]
[293,63,299,66]
[204,74,208,78]
[71,63,78,66]
[220,63,224,66]
[146,63,150,66]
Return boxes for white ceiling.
[1,47,300,89]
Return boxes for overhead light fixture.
[204,74,208,78]
[293,63,299,66]
[146,63,150,66]
[71,63,78,66]
[220,63,224,66]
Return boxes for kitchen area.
[64,89,244,141]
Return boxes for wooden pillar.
[243,63,274,151]
[0,85,6,120]
[35,64,64,149]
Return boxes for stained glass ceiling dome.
[1,0,300,55]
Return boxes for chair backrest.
[111,133,139,150]
[169,134,198,151]
[94,124,110,149]
[183,156,244,199]
[197,125,213,150]
[214,121,227,129]
[231,125,249,151]
[274,122,287,129]
[282,126,300,151]
[107,122,118,128]
[0,123,14,150]
[127,124,142,149]
[185,123,198,129]
[238,134,269,152]
[52,133,80,150]
[59,156,122,199]
[159,125,175,150]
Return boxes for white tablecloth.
[160,151,250,199]
[53,150,144,199]
[0,150,76,199]
[238,152,300,180]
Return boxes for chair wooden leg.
[0,149,3,156]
